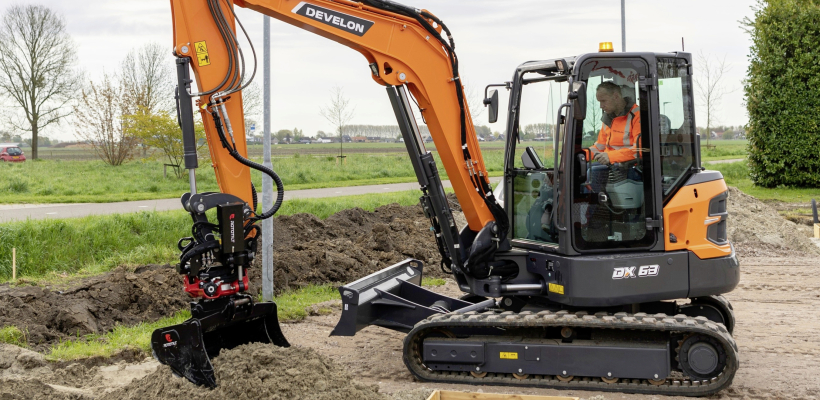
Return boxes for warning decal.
[499,352,518,360]
[548,283,564,295]
[194,41,210,67]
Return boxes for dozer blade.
[151,300,289,388]
[331,258,472,336]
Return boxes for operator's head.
[596,81,626,115]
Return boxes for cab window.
[657,58,697,197]
[571,59,655,251]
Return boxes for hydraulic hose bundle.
[363,0,510,273]
[181,0,283,222]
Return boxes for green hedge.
[745,0,820,187]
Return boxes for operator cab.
[491,52,699,257]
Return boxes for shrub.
[744,0,820,187]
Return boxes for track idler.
[151,294,289,388]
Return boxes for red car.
[0,144,26,162]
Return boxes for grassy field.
[0,190,430,282]
[704,160,820,204]
[0,149,504,204]
[3,140,745,205]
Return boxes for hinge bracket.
[639,74,657,91]
[646,216,663,231]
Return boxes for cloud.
[17,0,754,140]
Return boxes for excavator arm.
[170,0,500,234]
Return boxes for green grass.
[422,277,446,287]
[0,150,503,204]
[0,325,28,347]
[700,139,748,161]
[0,190,431,282]
[268,284,339,322]
[45,284,343,361]
[47,310,191,360]
[704,160,820,203]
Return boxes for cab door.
[567,56,659,254]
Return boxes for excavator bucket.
[151,300,289,388]
[331,258,472,336]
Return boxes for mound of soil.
[0,203,450,350]
[0,265,189,350]
[100,343,387,400]
[726,187,820,257]
[247,203,450,295]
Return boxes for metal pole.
[262,15,274,302]
[621,0,626,52]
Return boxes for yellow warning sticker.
[194,41,210,66]
[499,352,518,360]
[548,283,564,295]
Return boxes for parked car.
[0,144,26,162]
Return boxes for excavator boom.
[170,0,497,232]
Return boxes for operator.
[586,81,641,165]
[581,81,642,230]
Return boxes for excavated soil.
[247,202,453,295]
[0,265,189,351]
[0,203,453,350]
[99,343,388,400]
[726,186,820,257]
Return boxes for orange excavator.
[153,0,740,396]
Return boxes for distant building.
[298,138,312,144]
[352,136,368,143]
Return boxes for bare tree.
[241,82,262,136]
[121,42,174,115]
[320,86,355,159]
[695,52,731,147]
[463,82,485,121]
[74,73,138,166]
[0,5,82,159]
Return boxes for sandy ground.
[274,256,820,400]
[12,256,816,400]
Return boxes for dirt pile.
[0,343,90,400]
[100,343,388,400]
[248,203,449,294]
[0,203,448,350]
[0,265,189,350]
[726,187,820,257]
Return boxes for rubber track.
[403,309,738,397]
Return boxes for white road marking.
[46,212,57,215]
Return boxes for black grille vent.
[707,191,728,245]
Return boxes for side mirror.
[484,89,499,123]
[569,81,587,121]
[521,146,545,170]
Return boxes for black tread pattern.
[403,308,738,397]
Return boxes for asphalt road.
[0,157,743,223]
[0,178,502,223]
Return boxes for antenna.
[682,37,685,51]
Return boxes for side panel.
[664,176,732,259]
[526,251,689,307]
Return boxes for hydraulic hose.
[210,107,284,221]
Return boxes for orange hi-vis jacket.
[588,104,641,163]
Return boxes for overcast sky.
[21,0,756,140]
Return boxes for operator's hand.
[593,152,610,165]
